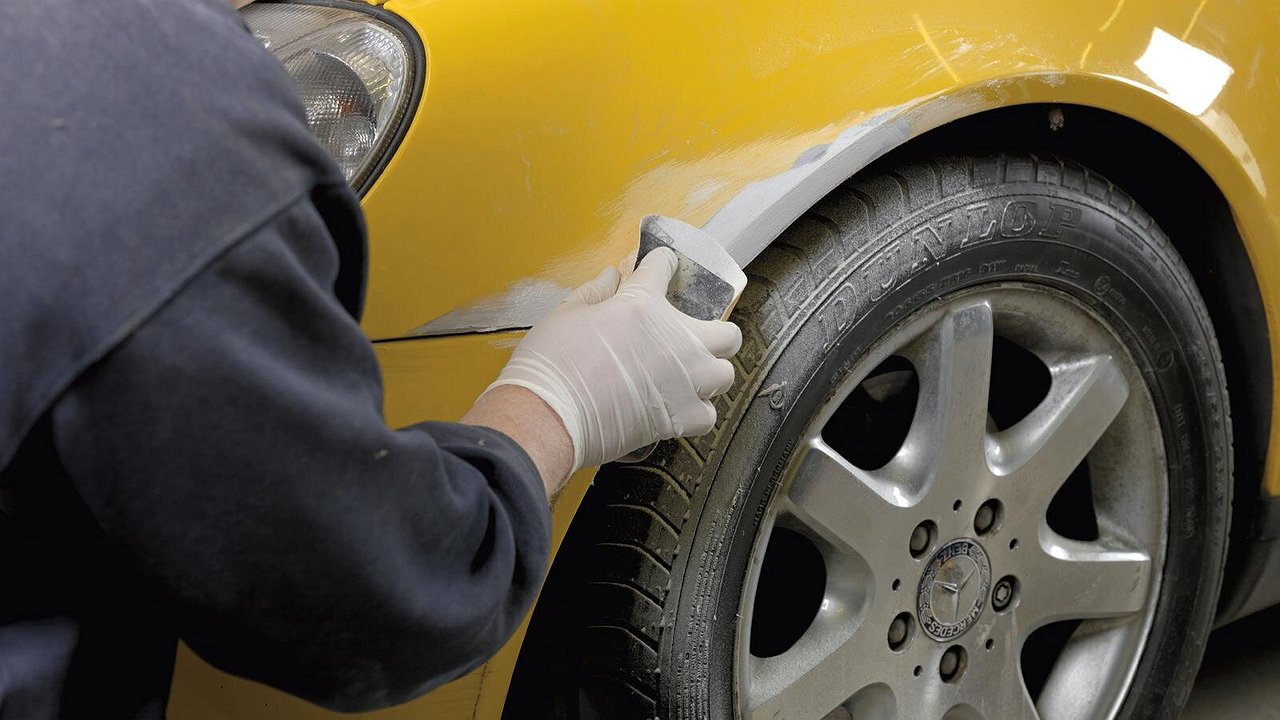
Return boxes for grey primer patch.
[409,113,907,337]
[704,109,910,267]
[410,80,1034,337]
[408,278,570,336]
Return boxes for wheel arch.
[506,77,1275,714]
[698,75,1274,624]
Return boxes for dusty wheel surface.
[739,283,1166,719]
[511,154,1232,720]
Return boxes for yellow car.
[173,0,1280,718]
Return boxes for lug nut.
[909,520,936,558]
[887,612,913,651]
[939,645,967,683]
[993,576,1018,612]
[974,498,1003,536]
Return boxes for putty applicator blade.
[618,215,747,463]
[635,214,746,322]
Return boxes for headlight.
[241,2,423,193]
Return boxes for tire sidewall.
[660,183,1231,719]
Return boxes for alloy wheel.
[736,284,1167,720]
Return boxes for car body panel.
[171,0,1280,716]
[356,0,1279,483]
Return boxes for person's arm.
[51,191,741,713]
[460,247,742,499]
[50,193,553,712]
[460,386,573,499]
[50,194,743,714]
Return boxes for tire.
[540,155,1232,720]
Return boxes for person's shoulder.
[5,1,277,94]
[0,0,342,232]
[3,0,337,188]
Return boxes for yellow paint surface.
[173,0,1280,716]
[354,0,1280,486]
[359,0,1278,340]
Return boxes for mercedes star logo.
[917,538,991,641]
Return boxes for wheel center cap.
[917,538,991,641]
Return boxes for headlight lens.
[242,2,421,192]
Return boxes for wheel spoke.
[988,665,1041,718]
[785,437,912,556]
[958,621,1040,720]
[1017,533,1152,631]
[748,622,885,720]
[1035,621,1141,720]
[903,301,996,485]
[971,662,1041,719]
[989,354,1130,513]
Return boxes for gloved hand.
[485,248,742,471]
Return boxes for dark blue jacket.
[0,1,551,717]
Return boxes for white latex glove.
[485,248,742,471]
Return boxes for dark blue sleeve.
[46,192,552,712]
